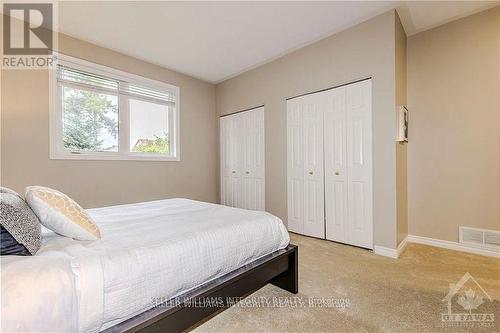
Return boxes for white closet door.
[220,114,242,208]
[346,80,372,249]
[287,93,325,238]
[325,79,373,249]
[324,87,348,243]
[287,99,304,234]
[220,107,265,211]
[241,107,265,211]
[220,116,229,205]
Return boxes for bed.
[1,198,297,332]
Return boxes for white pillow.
[24,186,101,241]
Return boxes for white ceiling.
[55,1,498,83]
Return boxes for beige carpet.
[193,233,500,333]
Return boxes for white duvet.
[1,199,289,332]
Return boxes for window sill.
[50,151,180,162]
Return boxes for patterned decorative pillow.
[25,186,101,241]
[0,187,41,255]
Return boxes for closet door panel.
[253,108,265,210]
[302,94,325,238]
[220,114,242,208]
[324,87,349,243]
[241,111,252,210]
[230,115,243,208]
[256,108,265,210]
[241,108,265,211]
[346,80,373,249]
[220,117,229,206]
[287,99,304,234]
[221,116,238,207]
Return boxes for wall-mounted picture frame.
[396,106,408,142]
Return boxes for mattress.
[1,198,289,332]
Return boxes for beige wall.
[407,7,500,242]
[395,14,408,246]
[1,32,218,208]
[216,11,400,248]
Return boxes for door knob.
[308,171,314,175]
[245,171,250,174]
[232,171,236,174]
[335,171,340,175]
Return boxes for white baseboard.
[374,236,408,259]
[407,235,500,258]
[374,235,499,259]
[397,236,408,257]
[374,245,398,258]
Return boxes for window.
[50,54,180,161]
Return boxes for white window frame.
[49,53,180,161]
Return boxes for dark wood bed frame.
[104,245,298,333]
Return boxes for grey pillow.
[0,187,41,255]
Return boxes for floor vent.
[460,227,500,250]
